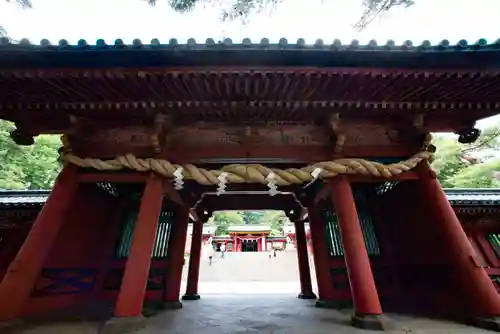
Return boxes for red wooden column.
[182,220,203,300]
[163,207,190,308]
[307,205,336,305]
[0,165,78,321]
[418,164,500,330]
[114,176,164,318]
[331,176,384,330]
[294,220,316,299]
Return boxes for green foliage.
[0,120,61,189]
[264,210,289,236]
[447,160,500,188]
[208,211,244,235]
[430,136,464,188]
[239,211,266,224]
[431,122,500,189]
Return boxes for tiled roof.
[444,188,500,206]
[1,189,500,208]
[2,37,499,51]
[0,190,49,208]
[266,236,287,240]
[1,38,499,69]
[228,225,272,232]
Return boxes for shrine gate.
[1,37,500,332]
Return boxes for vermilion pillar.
[331,176,384,330]
[418,163,500,329]
[163,207,190,308]
[294,220,316,299]
[182,220,203,300]
[307,206,336,305]
[114,176,164,318]
[0,165,78,321]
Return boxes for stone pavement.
[183,250,314,283]
[8,251,496,333]
[181,250,315,294]
[14,295,494,334]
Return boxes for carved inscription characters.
[342,121,400,146]
[169,123,328,147]
[83,127,153,147]
[72,120,404,157]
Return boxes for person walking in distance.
[207,237,214,266]
[220,243,226,259]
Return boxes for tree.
[431,123,500,188]
[1,0,414,38]
[155,0,414,30]
[240,211,266,225]
[447,160,500,188]
[1,0,31,37]
[430,135,464,188]
[209,211,244,235]
[0,120,61,189]
[264,210,289,236]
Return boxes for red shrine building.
[1,37,500,332]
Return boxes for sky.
[0,0,499,128]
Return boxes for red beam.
[314,181,332,204]
[189,209,200,222]
[162,182,184,206]
[314,171,418,204]
[73,145,413,163]
[77,172,148,183]
[348,171,419,182]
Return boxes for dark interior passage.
[241,239,258,252]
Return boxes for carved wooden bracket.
[327,113,345,154]
[10,127,34,146]
[194,206,213,223]
[151,113,171,154]
[63,114,100,149]
[395,114,434,152]
[285,208,302,222]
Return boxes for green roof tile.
[1,37,500,69]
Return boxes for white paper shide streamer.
[266,172,279,196]
[216,172,228,195]
[173,167,184,190]
[311,167,323,179]
[303,167,324,188]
